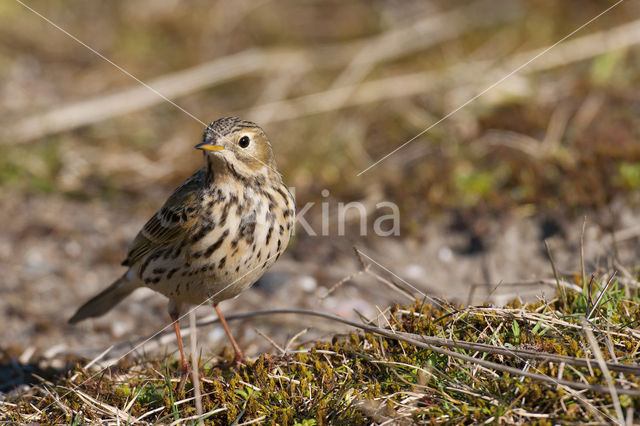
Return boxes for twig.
[353,246,368,270]
[357,249,436,304]
[39,385,71,417]
[69,345,114,382]
[254,328,286,355]
[364,269,417,302]
[320,269,368,301]
[285,328,309,352]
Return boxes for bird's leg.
[214,303,244,364]
[169,310,190,378]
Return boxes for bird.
[69,117,295,373]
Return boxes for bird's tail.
[68,272,141,324]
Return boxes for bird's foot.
[233,349,245,366]
[177,362,191,392]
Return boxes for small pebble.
[111,321,131,338]
[404,264,425,280]
[297,276,317,292]
[438,246,454,263]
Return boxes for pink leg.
[214,303,244,364]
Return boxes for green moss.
[6,278,640,424]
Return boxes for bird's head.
[195,117,276,175]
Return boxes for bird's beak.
[195,141,224,152]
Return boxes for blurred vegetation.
[1,0,640,232]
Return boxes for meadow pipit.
[70,117,295,371]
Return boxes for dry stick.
[320,269,368,301]
[563,386,610,424]
[365,270,416,302]
[356,249,443,307]
[586,274,596,316]
[544,240,567,311]
[320,247,416,302]
[188,310,203,424]
[582,320,625,424]
[69,345,114,383]
[357,0,626,175]
[289,311,640,378]
[285,328,310,353]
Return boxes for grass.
[3,272,639,424]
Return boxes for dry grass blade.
[88,304,640,377]
[254,328,285,355]
[587,271,617,320]
[582,319,626,424]
[189,310,203,424]
[544,240,567,310]
[580,217,587,288]
[167,407,228,426]
[72,388,135,423]
[69,345,114,383]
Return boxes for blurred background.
[2,0,640,377]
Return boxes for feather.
[121,169,205,267]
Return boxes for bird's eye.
[239,135,250,148]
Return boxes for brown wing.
[121,169,205,267]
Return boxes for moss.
[6,277,640,424]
